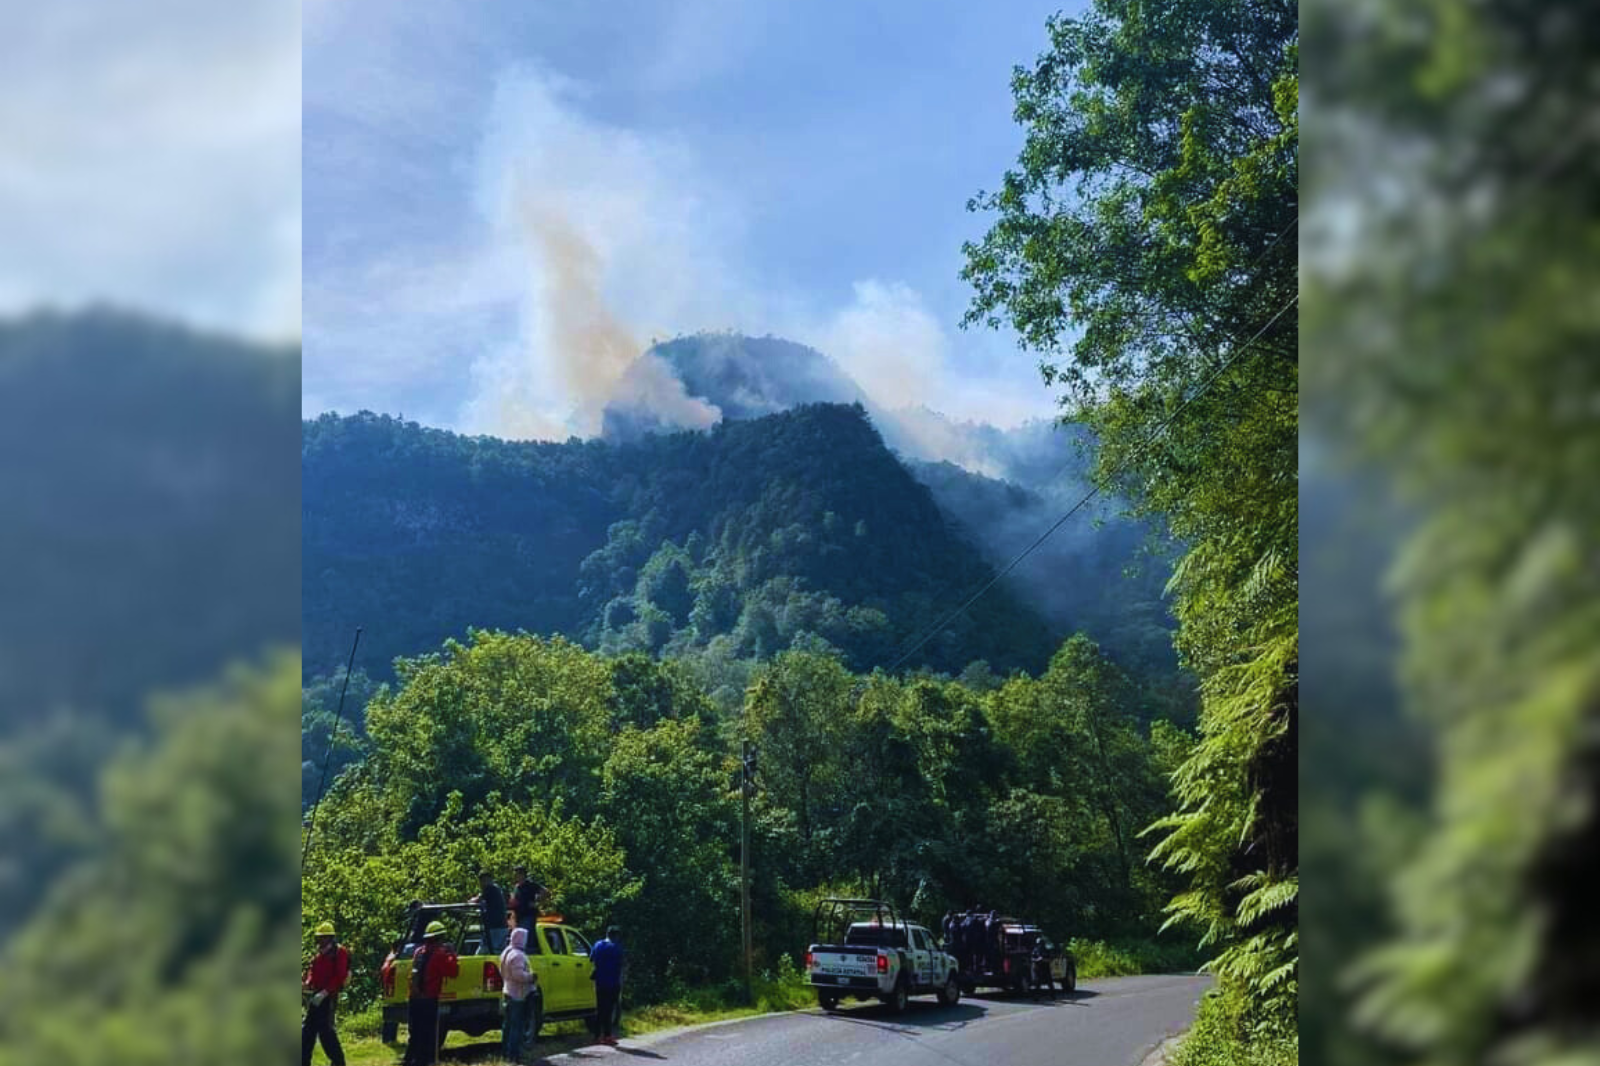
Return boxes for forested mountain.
[0,309,299,965]
[600,332,1177,672]
[907,458,1178,687]
[303,403,1063,687]
[0,310,300,729]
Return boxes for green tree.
[1305,1,1600,1062]
[963,0,1298,1034]
[0,655,301,1066]
[744,650,854,850]
[362,632,615,834]
[600,718,738,996]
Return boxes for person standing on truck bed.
[403,921,459,1066]
[510,866,548,933]
[984,911,1003,972]
[473,869,509,952]
[962,910,986,972]
[499,925,537,1064]
[589,926,626,1047]
[302,921,349,1066]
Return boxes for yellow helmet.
[424,920,447,939]
[314,921,336,938]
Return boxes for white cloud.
[0,3,300,341]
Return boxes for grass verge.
[1168,986,1297,1066]
[326,968,815,1065]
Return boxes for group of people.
[939,907,1060,996]
[942,908,1006,975]
[303,864,628,1066]
[470,865,549,951]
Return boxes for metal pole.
[740,738,753,1004]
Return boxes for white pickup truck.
[804,898,961,1013]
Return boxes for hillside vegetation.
[302,629,1200,1010]
[304,402,1070,686]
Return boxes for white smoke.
[447,65,1051,456]
[458,68,742,439]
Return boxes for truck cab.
[379,905,599,1045]
[804,898,961,1013]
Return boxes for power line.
[888,290,1299,673]
[302,626,363,867]
[1030,217,1299,493]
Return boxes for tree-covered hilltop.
[303,402,1068,684]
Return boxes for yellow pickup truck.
[379,904,602,1046]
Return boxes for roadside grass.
[1169,987,1297,1066]
[1069,937,1205,980]
[325,967,816,1066]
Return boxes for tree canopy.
[963,0,1298,1039]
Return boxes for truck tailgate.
[810,950,879,979]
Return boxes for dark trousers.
[404,997,440,1065]
[596,985,621,1038]
[302,997,346,1066]
[502,996,532,1063]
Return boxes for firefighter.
[302,921,349,1066]
[984,911,1002,973]
[402,921,459,1066]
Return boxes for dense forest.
[0,310,299,939]
[960,0,1299,1062]
[303,401,1161,689]
[301,629,1200,1009]
[0,310,302,1065]
[301,355,1207,1014]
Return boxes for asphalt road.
[542,975,1212,1066]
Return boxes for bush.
[1171,986,1297,1066]
[1069,937,1203,979]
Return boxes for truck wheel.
[1062,960,1077,993]
[818,992,840,1011]
[938,974,961,1007]
[380,1019,399,1044]
[886,978,909,1014]
[1017,969,1033,997]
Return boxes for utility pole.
[740,739,757,1004]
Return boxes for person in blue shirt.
[588,926,626,1046]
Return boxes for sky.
[0,2,301,341]
[303,0,1083,437]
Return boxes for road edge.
[1138,1032,1188,1066]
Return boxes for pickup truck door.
[537,926,572,1012]
[910,929,934,987]
[563,927,597,1011]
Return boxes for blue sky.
[304,0,1084,437]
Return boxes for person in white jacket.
[499,925,538,1063]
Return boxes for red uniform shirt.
[305,945,350,995]
[410,944,460,999]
